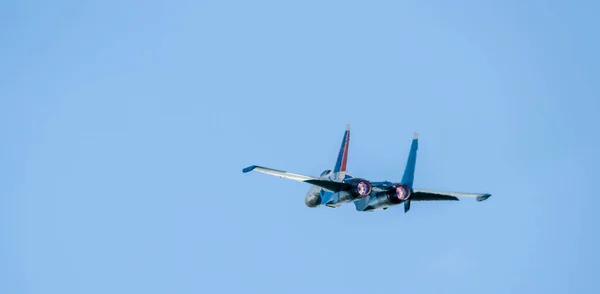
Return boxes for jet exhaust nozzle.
[344,178,372,198]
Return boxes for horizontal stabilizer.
[411,192,459,201]
[305,179,350,192]
[412,189,491,202]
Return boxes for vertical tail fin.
[401,132,419,188]
[333,124,350,174]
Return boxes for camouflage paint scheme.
[243,125,491,213]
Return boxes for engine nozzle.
[344,178,372,198]
[387,183,411,203]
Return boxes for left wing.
[412,189,491,202]
[242,165,350,192]
[243,165,315,182]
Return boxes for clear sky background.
[1,0,599,293]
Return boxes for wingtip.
[476,194,492,202]
[346,123,350,131]
[242,165,257,173]
[413,132,419,139]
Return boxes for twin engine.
[305,178,411,209]
[355,183,412,211]
[342,179,411,203]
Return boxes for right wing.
[242,165,350,192]
[412,189,491,202]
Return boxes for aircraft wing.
[412,189,491,202]
[243,165,350,192]
[243,165,315,181]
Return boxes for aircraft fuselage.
[304,172,403,211]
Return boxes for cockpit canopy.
[320,169,332,177]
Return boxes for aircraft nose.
[304,195,321,207]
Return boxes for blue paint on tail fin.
[333,124,350,173]
[401,133,419,188]
[354,132,419,211]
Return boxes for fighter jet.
[242,125,491,212]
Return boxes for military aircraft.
[242,125,491,212]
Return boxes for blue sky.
[1,0,599,293]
